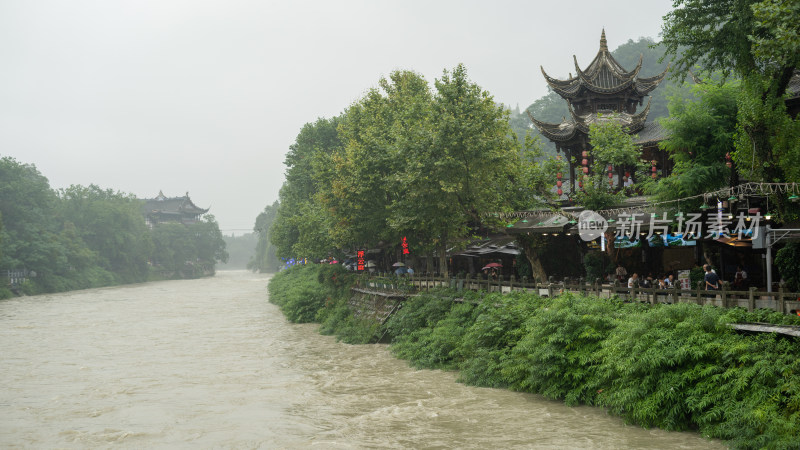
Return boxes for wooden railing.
[357,272,800,315]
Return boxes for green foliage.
[505,295,624,406]
[734,75,800,186]
[390,300,478,370]
[661,0,799,216]
[381,291,458,341]
[750,0,800,70]
[267,265,330,323]
[58,184,153,283]
[150,215,227,279]
[317,298,380,344]
[572,119,642,210]
[583,251,613,283]
[248,201,280,272]
[271,117,342,260]
[775,241,800,291]
[457,292,544,388]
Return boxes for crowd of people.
[608,263,749,291]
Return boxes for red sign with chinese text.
[401,237,410,255]
[357,250,365,271]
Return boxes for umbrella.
[329,260,338,264]
[365,261,376,268]
[394,266,408,275]
[392,262,405,267]
[483,262,502,269]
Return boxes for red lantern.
[557,188,563,195]
[608,172,613,178]
[652,166,657,173]
[582,167,589,174]
[582,158,588,166]
[607,164,613,171]
[625,171,630,177]
[556,180,562,187]
[582,150,589,158]
[579,181,584,188]
[557,172,562,179]
[651,173,658,179]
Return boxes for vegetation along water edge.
[268,264,800,449]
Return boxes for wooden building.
[529,30,670,192]
[141,190,209,228]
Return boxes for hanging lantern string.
[491,182,798,221]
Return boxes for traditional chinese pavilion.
[141,190,209,227]
[529,30,669,192]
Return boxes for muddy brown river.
[0,270,722,448]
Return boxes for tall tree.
[58,184,153,283]
[650,79,739,201]
[249,201,280,272]
[323,71,431,252]
[661,0,800,197]
[271,117,342,260]
[406,64,525,275]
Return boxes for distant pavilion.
[141,190,209,227]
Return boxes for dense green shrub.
[503,294,624,405]
[317,297,380,344]
[381,289,459,341]
[390,300,479,370]
[458,292,544,388]
[268,265,330,323]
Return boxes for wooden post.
[509,275,515,291]
[778,287,786,314]
[696,281,703,305]
[721,282,728,309]
[650,286,656,305]
[748,287,756,312]
[548,276,555,298]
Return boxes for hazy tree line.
[0,156,228,298]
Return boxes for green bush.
[0,286,13,299]
[317,298,380,344]
[503,294,624,406]
[458,292,544,388]
[390,300,479,370]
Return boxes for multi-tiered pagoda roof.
[529,30,668,152]
[142,190,209,226]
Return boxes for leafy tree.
[661,0,800,200]
[394,65,536,274]
[573,119,641,210]
[248,201,280,272]
[774,241,800,291]
[150,215,227,278]
[648,79,738,202]
[323,71,430,253]
[58,184,152,283]
[271,117,342,260]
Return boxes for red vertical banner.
[401,236,410,255]
[357,250,365,271]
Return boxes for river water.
[0,270,722,449]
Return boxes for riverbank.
[268,264,800,449]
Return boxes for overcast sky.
[0,0,674,234]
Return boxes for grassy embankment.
[268,264,800,449]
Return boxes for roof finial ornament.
[600,28,608,52]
